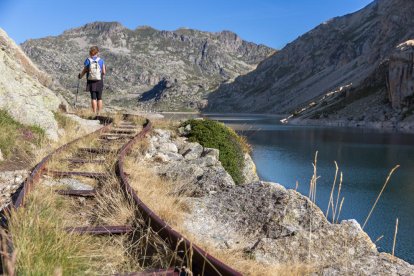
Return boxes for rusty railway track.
[1,114,242,276]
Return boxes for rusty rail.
[1,115,241,275]
[117,121,242,276]
[12,119,113,209]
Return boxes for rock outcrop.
[206,0,414,130]
[141,128,237,196]
[137,127,414,274]
[187,181,414,274]
[21,22,274,111]
[0,28,63,140]
[387,40,414,109]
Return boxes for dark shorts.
[90,91,103,100]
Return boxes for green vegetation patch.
[0,110,45,158]
[182,119,249,184]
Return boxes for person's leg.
[97,90,103,114]
[97,100,103,113]
[90,91,97,113]
[91,100,97,113]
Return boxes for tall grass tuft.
[6,187,97,275]
[362,165,400,229]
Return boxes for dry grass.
[5,186,103,275]
[151,118,180,131]
[125,158,190,227]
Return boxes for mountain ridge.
[21,21,275,111]
[205,0,414,131]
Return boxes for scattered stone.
[179,142,203,160]
[158,142,178,153]
[43,177,94,190]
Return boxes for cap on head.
[89,46,99,56]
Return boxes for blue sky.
[0,0,373,49]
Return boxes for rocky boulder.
[387,40,414,109]
[0,28,63,140]
[186,181,414,274]
[141,128,236,196]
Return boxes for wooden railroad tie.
[61,158,105,164]
[78,147,115,154]
[55,189,96,197]
[46,170,108,179]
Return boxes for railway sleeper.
[78,147,116,154]
[46,170,108,179]
[55,189,96,197]
[61,158,106,164]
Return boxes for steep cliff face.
[0,29,63,140]
[21,22,274,111]
[206,0,414,126]
[387,40,414,109]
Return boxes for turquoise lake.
[204,113,414,264]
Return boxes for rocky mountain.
[206,0,414,131]
[0,28,64,140]
[21,22,274,111]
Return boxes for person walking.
[78,46,106,114]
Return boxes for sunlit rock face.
[206,0,414,125]
[0,28,62,140]
[387,40,414,109]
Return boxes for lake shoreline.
[288,117,414,134]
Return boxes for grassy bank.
[0,110,45,160]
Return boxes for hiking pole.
[74,75,80,109]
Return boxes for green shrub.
[182,119,246,184]
[0,110,45,158]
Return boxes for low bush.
[182,119,246,184]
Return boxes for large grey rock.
[21,22,274,112]
[185,181,414,274]
[0,28,62,140]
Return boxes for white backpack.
[88,57,102,81]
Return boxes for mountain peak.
[64,21,125,35]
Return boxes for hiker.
[78,46,106,114]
